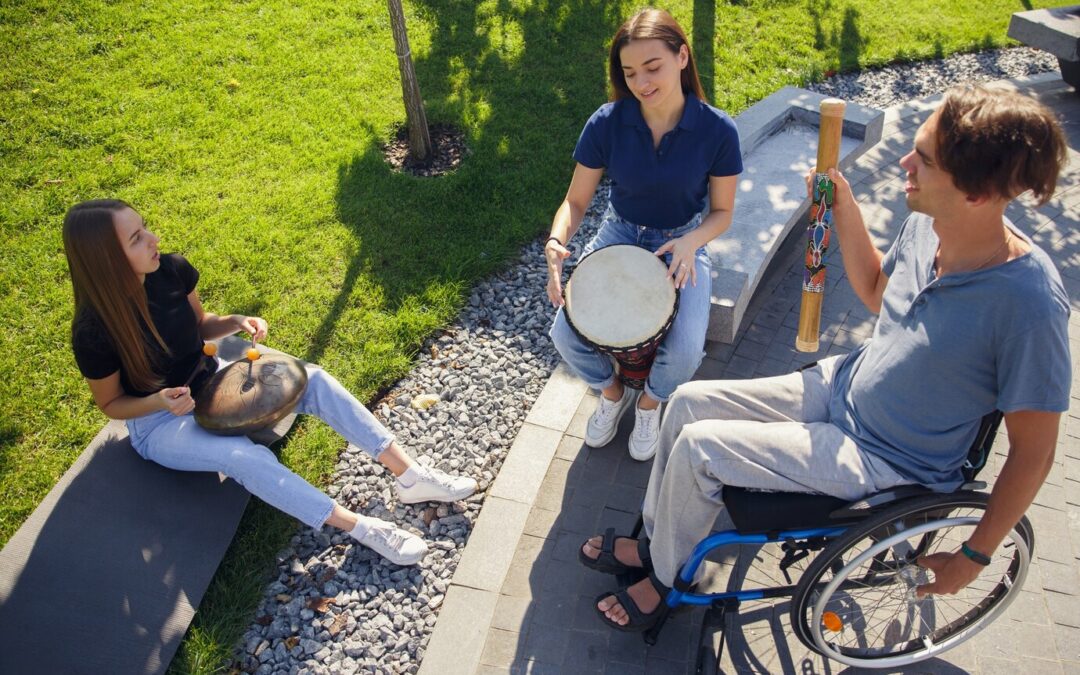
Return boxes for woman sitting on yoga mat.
[63,199,475,566]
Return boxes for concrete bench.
[706,87,884,343]
[0,337,298,674]
[1009,6,1080,89]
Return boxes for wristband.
[960,542,991,566]
[545,236,564,248]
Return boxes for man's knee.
[667,380,714,418]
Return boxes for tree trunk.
[387,0,433,164]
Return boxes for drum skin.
[194,355,308,436]
[563,244,679,389]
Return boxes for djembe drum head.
[563,244,678,388]
[194,355,308,436]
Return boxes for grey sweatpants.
[642,356,912,586]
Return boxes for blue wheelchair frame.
[621,408,1005,670]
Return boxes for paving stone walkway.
[420,73,1080,675]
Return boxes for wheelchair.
[623,410,1034,672]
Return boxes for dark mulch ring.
[382,123,467,177]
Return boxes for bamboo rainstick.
[796,98,846,352]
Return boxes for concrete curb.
[418,363,588,675]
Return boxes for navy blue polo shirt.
[573,94,742,229]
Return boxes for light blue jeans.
[550,204,712,402]
[126,363,394,529]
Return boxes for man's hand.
[915,550,985,598]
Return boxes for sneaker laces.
[632,406,661,441]
[415,468,454,490]
[593,393,626,426]
[366,522,408,549]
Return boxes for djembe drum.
[194,355,308,436]
[563,244,680,389]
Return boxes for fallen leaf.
[255,615,273,626]
[284,636,300,650]
[275,593,291,603]
[410,393,440,410]
[306,597,333,613]
[430,345,438,359]
[328,613,348,637]
[422,507,437,526]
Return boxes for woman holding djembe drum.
[64,199,476,566]
[546,8,742,461]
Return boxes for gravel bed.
[806,46,1058,109]
[234,46,1059,675]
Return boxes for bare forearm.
[684,208,732,249]
[832,192,885,312]
[968,446,1054,555]
[199,313,243,340]
[101,393,164,420]
[550,200,584,245]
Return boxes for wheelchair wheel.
[789,491,1033,668]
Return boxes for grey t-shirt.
[829,212,1071,490]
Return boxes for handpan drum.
[563,244,679,389]
[194,355,308,436]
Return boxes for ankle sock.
[397,464,423,487]
[349,515,376,541]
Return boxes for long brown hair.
[63,200,169,391]
[608,9,706,103]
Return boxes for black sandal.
[594,570,672,633]
[578,528,652,575]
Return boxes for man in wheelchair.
[579,85,1071,645]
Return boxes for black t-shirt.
[72,254,206,397]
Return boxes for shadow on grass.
[318,0,621,364]
[693,0,716,102]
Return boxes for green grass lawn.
[0,0,1067,671]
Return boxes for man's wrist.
[960,541,992,566]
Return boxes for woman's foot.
[396,464,478,504]
[350,517,427,566]
[585,385,635,448]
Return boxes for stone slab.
[0,335,297,675]
[417,585,499,675]
[450,496,531,593]
[708,87,884,343]
[1009,6,1080,62]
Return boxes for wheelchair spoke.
[788,492,1033,667]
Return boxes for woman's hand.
[544,239,572,307]
[655,236,700,289]
[237,315,268,343]
[157,386,195,416]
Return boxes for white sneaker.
[628,401,662,461]
[396,466,478,504]
[354,519,428,566]
[584,385,635,448]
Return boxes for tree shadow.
[322,0,621,365]
[693,0,717,102]
[836,6,864,72]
